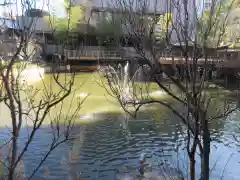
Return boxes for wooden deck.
[159,57,225,65]
[63,47,240,67]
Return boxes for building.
[1,0,203,43]
[37,0,202,72]
[0,8,51,61]
[0,18,19,59]
[0,1,205,71]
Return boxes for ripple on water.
[1,106,240,180]
[76,119,180,176]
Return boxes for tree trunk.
[8,137,17,180]
[3,73,19,180]
[200,155,204,180]
[202,134,210,180]
[201,119,210,180]
[189,153,195,180]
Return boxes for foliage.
[97,13,123,36]
[96,13,123,46]
[156,13,172,40]
[197,0,238,47]
[44,0,93,42]
[222,0,240,47]
[96,11,173,45]
[44,5,85,42]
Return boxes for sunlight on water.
[149,90,167,97]
[80,114,95,120]
[78,93,90,97]
[79,107,121,123]
[19,66,45,84]
[0,70,170,127]
[79,114,99,123]
[78,90,169,124]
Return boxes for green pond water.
[0,70,240,180]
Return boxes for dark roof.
[0,16,53,32]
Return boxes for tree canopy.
[222,0,240,47]
[156,13,172,40]
[96,11,172,45]
[96,13,125,46]
[197,0,240,47]
[44,0,87,42]
[97,13,123,36]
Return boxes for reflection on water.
[12,64,45,84]
[0,72,240,179]
[20,66,45,83]
[13,110,186,180]
[2,108,239,180]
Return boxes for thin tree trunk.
[202,135,210,180]
[189,153,195,180]
[2,72,19,180]
[201,119,210,180]
[200,154,204,180]
[8,136,17,180]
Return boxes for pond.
[0,72,240,180]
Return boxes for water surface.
[0,72,240,180]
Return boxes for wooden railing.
[62,46,142,59]
[46,45,231,64]
[64,48,126,59]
